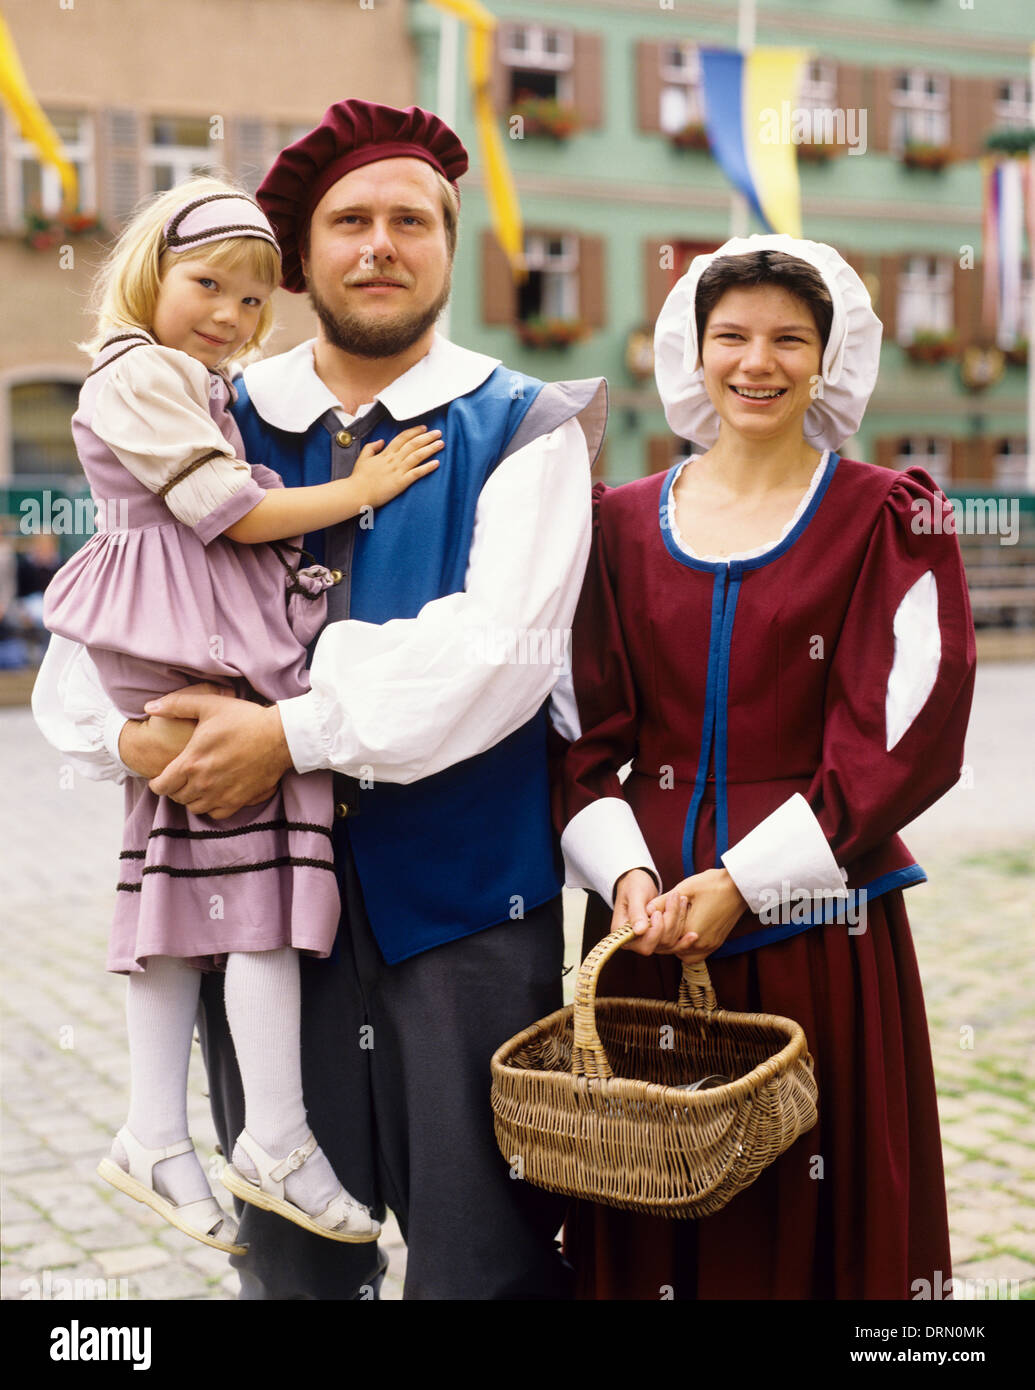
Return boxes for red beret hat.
[256,99,469,293]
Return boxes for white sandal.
[97,1127,246,1255]
[220,1131,380,1244]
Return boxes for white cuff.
[720,793,847,914]
[30,635,130,784]
[277,691,325,775]
[561,797,660,906]
[103,707,134,776]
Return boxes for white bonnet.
[653,233,883,450]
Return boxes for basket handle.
[678,960,717,1012]
[572,927,718,1079]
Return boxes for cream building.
[0,0,416,487]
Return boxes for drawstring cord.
[269,542,343,598]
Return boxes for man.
[33,100,606,1299]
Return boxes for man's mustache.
[343,269,414,289]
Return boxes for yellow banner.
[425,0,524,279]
[0,12,77,211]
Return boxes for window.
[799,59,837,112]
[275,122,312,149]
[518,233,578,321]
[668,240,716,295]
[10,381,82,478]
[897,256,953,343]
[995,78,1033,130]
[891,69,949,150]
[993,438,1028,490]
[500,24,574,103]
[659,44,705,134]
[482,229,603,331]
[895,436,951,490]
[7,110,95,219]
[145,115,218,193]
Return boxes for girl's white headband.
[162,192,279,255]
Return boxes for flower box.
[797,140,836,164]
[515,318,587,351]
[23,209,105,251]
[1004,340,1028,367]
[984,127,1035,156]
[901,143,953,172]
[511,97,581,142]
[669,123,710,153]
[904,331,959,364]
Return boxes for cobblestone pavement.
[2,663,1032,1302]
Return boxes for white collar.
[240,332,501,433]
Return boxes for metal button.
[334,802,350,819]
[335,430,353,447]
[329,568,344,584]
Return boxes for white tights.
[121,949,341,1215]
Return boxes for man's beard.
[307,269,452,359]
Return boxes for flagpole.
[1027,44,1034,491]
[729,0,756,236]
[436,11,459,339]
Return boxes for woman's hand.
[647,868,747,962]
[612,867,699,958]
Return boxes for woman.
[559,235,976,1299]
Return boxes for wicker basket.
[490,926,819,1218]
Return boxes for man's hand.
[143,690,294,819]
[117,682,229,779]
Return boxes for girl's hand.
[647,868,747,963]
[144,692,291,818]
[350,426,443,509]
[611,868,698,957]
[118,682,231,778]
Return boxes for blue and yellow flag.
[701,47,806,237]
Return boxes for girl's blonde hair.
[82,174,282,362]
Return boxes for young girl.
[43,176,443,1253]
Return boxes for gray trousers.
[197,840,571,1300]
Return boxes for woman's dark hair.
[694,250,833,357]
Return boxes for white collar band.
[241,333,501,433]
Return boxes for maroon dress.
[559,454,976,1299]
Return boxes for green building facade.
[411,0,1033,490]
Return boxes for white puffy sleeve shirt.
[33,418,593,784]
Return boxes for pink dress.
[44,332,340,973]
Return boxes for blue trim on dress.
[711,862,929,957]
[681,568,727,875]
[658,452,840,574]
[713,563,742,860]
[665,449,840,883]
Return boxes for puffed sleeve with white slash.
[721,468,977,910]
[556,484,661,905]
